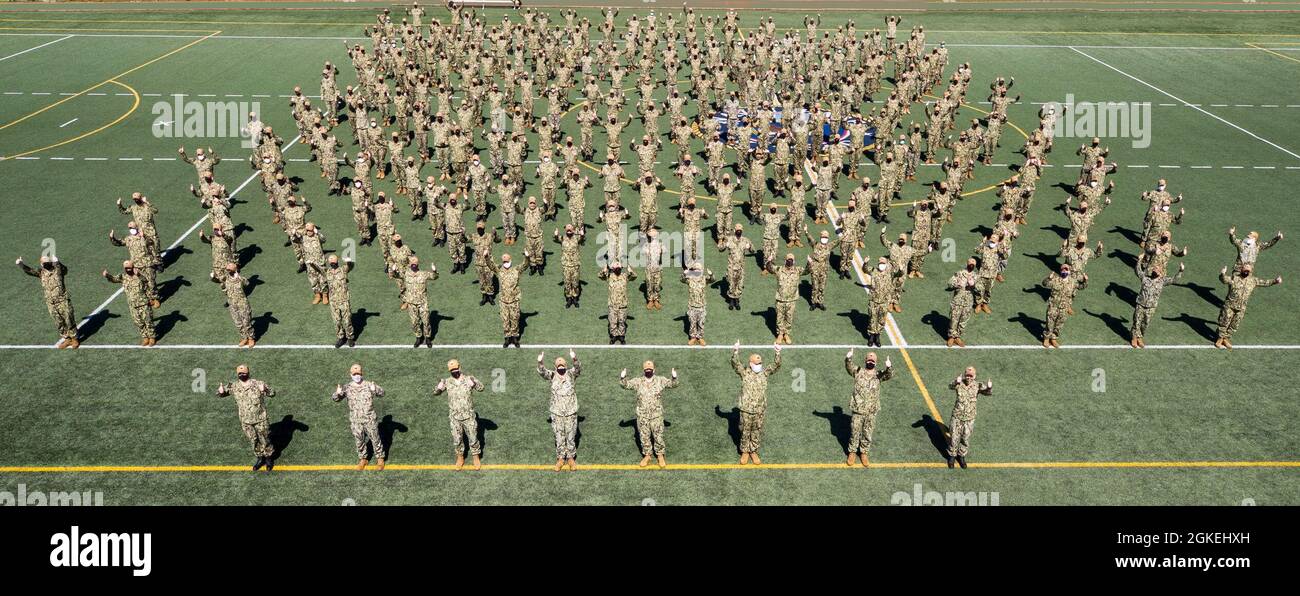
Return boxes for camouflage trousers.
[46,298,77,339]
[242,420,274,458]
[947,417,975,457]
[773,162,791,192]
[408,300,431,338]
[869,301,889,335]
[141,265,160,302]
[350,416,385,460]
[949,300,973,339]
[975,276,996,307]
[608,306,627,337]
[809,270,827,305]
[708,164,723,189]
[645,268,662,303]
[837,243,856,275]
[848,411,879,454]
[683,228,704,263]
[525,235,544,266]
[330,300,354,340]
[637,414,666,456]
[1131,304,1157,340]
[1217,305,1246,341]
[716,209,733,239]
[500,299,520,337]
[739,410,765,454]
[501,211,517,241]
[129,301,156,339]
[541,186,558,218]
[639,209,656,235]
[228,300,254,341]
[748,190,765,219]
[306,261,326,294]
[815,189,832,222]
[353,210,372,242]
[568,204,585,232]
[761,237,778,270]
[786,211,807,243]
[476,263,496,296]
[775,300,796,336]
[687,306,706,339]
[428,212,444,244]
[377,227,394,263]
[726,269,745,300]
[1044,303,1068,340]
[447,232,467,265]
[551,413,578,459]
[450,415,481,457]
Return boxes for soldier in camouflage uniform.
[198,223,237,285]
[1228,227,1283,273]
[1215,264,1281,349]
[108,223,160,308]
[102,260,155,346]
[1040,264,1085,348]
[844,349,894,466]
[472,222,502,306]
[835,200,866,280]
[332,363,386,470]
[349,179,374,245]
[215,364,276,471]
[443,193,469,273]
[401,255,438,347]
[879,230,915,312]
[946,366,994,469]
[312,254,355,347]
[1060,234,1104,313]
[973,234,1007,314]
[537,350,582,471]
[293,223,329,305]
[642,227,666,310]
[618,361,681,468]
[863,257,900,347]
[731,342,782,464]
[1131,261,1184,348]
[433,359,486,470]
[209,263,255,347]
[178,146,220,181]
[679,197,709,265]
[804,230,832,310]
[718,224,754,310]
[116,193,159,255]
[552,223,583,307]
[681,261,715,345]
[946,259,978,347]
[521,196,546,274]
[280,196,313,270]
[491,253,523,348]
[598,261,637,344]
[773,253,806,344]
[16,255,78,348]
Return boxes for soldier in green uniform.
[215,364,276,471]
[209,262,255,347]
[1215,264,1281,349]
[1131,261,1183,348]
[312,254,355,347]
[973,234,1007,314]
[433,358,486,470]
[116,193,159,255]
[521,196,546,274]
[102,260,155,346]
[681,261,715,345]
[491,253,523,347]
[598,261,637,344]
[946,366,993,469]
[472,222,502,306]
[718,223,755,310]
[773,253,806,344]
[844,349,894,467]
[863,257,900,347]
[618,361,681,468]
[16,255,78,348]
[1228,227,1283,273]
[946,259,978,347]
[1040,264,1085,348]
[332,363,386,470]
[642,227,666,310]
[401,255,438,347]
[293,223,328,305]
[731,341,782,464]
[537,350,581,472]
[804,230,833,310]
[108,223,160,308]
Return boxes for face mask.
[237,373,249,381]
[42,263,54,270]
[451,370,461,379]
[865,362,876,369]
[1245,238,1256,246]
[197,155,205,161]
[1061,271,1070,278]
[410,265,418,272]
[129,228,139,236]
[750,364,763,373]
[556,367,566,375]
[355,182,363,188]
[1157,185,1166,191]
[967,265,975,272]
[502,261,512,269]
[351,374,363,383]
[1162,206,1170,212]
[330,262,338,269]
[877,264,887,271]
[988,242,996,248]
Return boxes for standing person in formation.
[332,363,386,470]
[1215,264,1281,349]
[15,255,78,348]
[433,359,486,471]
[215,364,276,471]
[537,350,582,472]
[843,349,894,467]
[946,366,994,469]
[731,341,782,465]
[618,361,680,468]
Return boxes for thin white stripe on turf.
[67,136,301,344]
[0,35,72,62]
[1070,47,1300,161]
[4,343,1300,350]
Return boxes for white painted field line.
[57,118,78,128]
[0,34,71,62]
[1070,47,1300,162]
[5,343,1300,351]
[69,137,301,344]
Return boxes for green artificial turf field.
[0,1,1297,505]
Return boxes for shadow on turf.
[618,417,672,455]
[1008,311,1044,340]
[1178,281,1223,309]
[252,311,279,339]
[1105,281,1138,307]
[750,307,778,337]
[1163,312,1218,342]
[75,311,120,342]
[836,309,872,340]
[379,415,407,458]
[160,246,192,269]
[1083,309,1129,341]
[270,414,309,460]
[714,405,742,453]
[812,406,851,455]
[157,276,192,303]
[920,309,949,340]
[1108,225,1144,245]
[352,308,381,339]
[154,310,188,340]
[911,415,950,458]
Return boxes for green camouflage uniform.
[947,269,977,340]
[332,379,386,460]
[947,378,993,457]
[1217,270,1279,342]
[681,268,715,340]
[19,261,76,341]
[598,267,637,338]
[1132,264,1181,341]
[105,270,155,340]
[1042,272,1083,341]
[538,360,581,459]
[210,272,254,342]
[845,357,894,455]
[619,373,681,455]
[434,374,485,456]
[218,377,275,458]
[317,261,354,341]
[731,350,781,454]
[402,267,438,338]
[774,263,805,338]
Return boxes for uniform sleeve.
[766,352,782,376]
[261,382,275,398]
[845,356,859,377]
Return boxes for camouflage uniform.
[719,234,755,304]
[1132,264,1181,342]
[947,268,978,340]
[434,374,485,456]
[317,261,355,341]
[1042,272,1083,342]
[805,236,832,308]
[947,378,993,458]
[845,356,894,455]
[494,261,522,339]
[598,267,638,339]
[402,266,438,339]
[332,379,386,460]
[1217,270,1279,343]
[681,267,716,341]
[210,272,254,343]
[105,270,155,340]
[774,263,805,339]
[472,229,501,300]
[217,377,275,458]
[619,373,681,455]
[731,350,782,454]
[18,260,76,342]
[538,360,582,459]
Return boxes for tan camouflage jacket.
[620,374,680,419]
[731,350,781,414]
[846,358,894,415]
[219,378,274,426]
[434,375,484,421]
[333,380,384,423]
[538,360,581,416]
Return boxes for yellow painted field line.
[0,80,139,162]
[1,461,1296,473]
[0,30,219,133]
[1246,41,1300,64]
[887,317,946,425]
